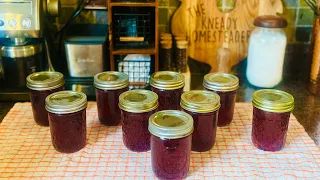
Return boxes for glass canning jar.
[251,89,294,152]
[119,90,158,152]
[180,90,220,152]
[203,73,239,127]
[26,71,64,126]
[94,71,129,126]
[149,110,193,179]
[150,71,185,111]
[45,91,87,153]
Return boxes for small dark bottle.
[175,40,188,73]
[26,71,64,126]
[45,91,87,153]
[180,90,220,152]
[150,71,185,111]
[251,89,294,151]
[203,73,239,127]
[119,90,158,152]
[94,71,129,126]
[160,40,173,71]
[149,110,193,179]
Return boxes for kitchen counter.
[1,75,320,146]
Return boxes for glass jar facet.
[27,71,64,126]
[251,89,294,151]
[119,90,158,152]
[45,91,87,153]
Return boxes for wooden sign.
[171,0,283,72]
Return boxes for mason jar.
[252,89,294,151]
[203,73,239,127]
[149,110,193,179]
[94,71,129,126]
[180,90,220,152]
[150,71,185,111]
[119,90,158,152]
[247,15,288,88]
[26,71,64,126]
[45,91,87,153]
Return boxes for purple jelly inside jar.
[203,73,239,127]
[149,110,193,179]
[119,90,158,152]
[26,71,65,126]
[251,89,294,152]
[46,91,88,153]
[181,90,220,152]
[94,72,129,126]
[150,71,185,111]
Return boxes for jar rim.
[150,71,185,90]
[252,89,294,113]
[94,71,129,90]
[119,90,158,113]
[26,71,65,91]
[149,110,194,139]
[180,90,221,113]
[45,91,87,114]
[203,73,239,92]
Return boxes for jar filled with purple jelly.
[181,90,220,152]
[26,71,64,126]
[150,71,185,111]
[45,91,87,153]
[149,110,193,179]
[94,71,129,126]
[119,90,158,152]
[203,73,239,127]
[251,89,294,151]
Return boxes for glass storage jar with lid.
[150,71,185,111]
[119,90,158,152]
[180,90,220,152]
[26,71,64,126]
[251,89,294,151]
[94,71,129,126]
[246,15,288,88]
[203,73,239,127]
[45,91,87,153]
[149,110,193,179]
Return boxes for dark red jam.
[151,87,183,111]
[151,134,192,179]
[29,86,63,126]
[48,110,86,153]
[184,109,218,152]
[208,89,237,127]
[96,87,128,126]
[252,107,290,151]
[121,110,155,152]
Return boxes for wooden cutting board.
[171,0,283,72]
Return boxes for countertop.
[1,75,320,146]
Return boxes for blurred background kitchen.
[1,0,320,144]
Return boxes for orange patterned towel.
[0,102,320,179]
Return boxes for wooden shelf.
[112,47,156,55]
[110,2,156,7]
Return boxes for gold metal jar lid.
[181,90,221,113]
[45,91,87,114]
[252,89,294,113]
[160,40,172,49]
[176,40,188,49]
[26,71,64,91]
[149,110,194,139]
[119,90,158,113]
[150,71,185,90]
[160,36,172,41]
[203,73,239,92]
[94,71,129,90]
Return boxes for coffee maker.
[0,0,59,100]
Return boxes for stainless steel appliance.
[65,36,106,77]
[0,0,59,100]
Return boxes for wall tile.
[298,8,315,25]
[159,8,168,25]
[283,0,298,7]
[296,27,312,42]
[282,7,297,27]
[159,0,169,7]
[299,0,309,7]
[58,7,76,24]
[169,0,180,7]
